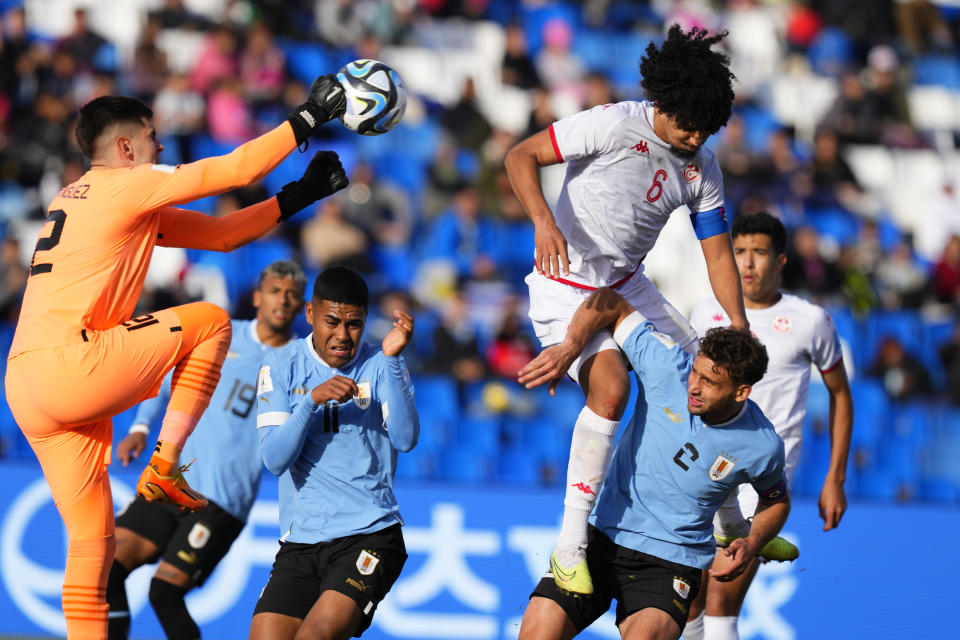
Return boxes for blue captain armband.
[689,207,728,240]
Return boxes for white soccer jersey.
[549,100,725,288]
[689,293,843,473]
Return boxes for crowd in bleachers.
[1,0,960,504]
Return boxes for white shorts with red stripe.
[524,267,698,382]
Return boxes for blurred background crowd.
[1,0,960,504]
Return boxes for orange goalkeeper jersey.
[9,123,296,358]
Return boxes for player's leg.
[139,302,232,509]
[523,525,615,640]
[250,541,320,640]
[552,341,629,595]
[15,415,115,638]
[151,501,246,640]
[299,524,407,640]
[517,597,579,640]
[108,499,180,640]
[611,539,701,640]
[619,608,684,640]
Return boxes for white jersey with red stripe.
[548,100,725,288]
[689,292,843,474]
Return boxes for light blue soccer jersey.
[591,312,787,570]
[256,335,418,544]
[132,319,288,522]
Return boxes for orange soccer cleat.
[136,458,208,512]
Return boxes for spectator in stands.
[0,7,30,99]
[425,139,470,218]
[715,114,761,214]
[782,226,843,302]
[128,16,168,102]
[523,84,559,139]
[867,335,933,401]
[938,325,960,406]
[153,73,205,163]
[420,185,501,279]
[874,240,928,309]
[821,70,881,145]
[57,8,106,71]
[932,235,960,305]
[300,197,372,274]
[806,127,862,210]
[486,296,536,379]
[440,77,492,153]
[189,24,239,95]
[239,22,285,107]
[864,45,922,148]
[894,0,954,56]
[206,77,254,142]
[535,17,586,103]
[583,71,615,108]
[426,289,487,385]
[340,161,414,247]
[502,22,541,90]
[367,290,423,373]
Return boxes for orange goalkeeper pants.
[4,301,230,639]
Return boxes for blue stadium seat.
[912,55,960,89]
[411,375,458,449]
[454,415,502,456]
[863,311,924,364]
[495,448,542,484]
[371,245,417,291]
[918,475,959,502]
[437,445,493,482]
[807,27,855,76]
[850,379,888,450]
[395,444,437,481]
[825,306,862,368]
[805,207,860,247]
[277,40,332,86]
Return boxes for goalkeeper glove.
[275,151,349,222]
[287,74,347,146]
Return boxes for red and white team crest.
[356,550,380,575]
[712,313,724,322]
[709,453,736,481]
[773,316,792,333]
[673,577,691,599]
[683,162,701,182]
[353,381,371,410]
[187,522,211,549]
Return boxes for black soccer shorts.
[115,495,245,586]
[530,526,702,632]
[253,523,407,637]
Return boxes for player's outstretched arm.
[710,494,790,582]
[504,128,570,278]
[820,363,853,530]
[379,310,419,452]
[700,232,749,331]
[157,151,348,252]
[518,287,633,394]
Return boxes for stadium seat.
[912,55,960,89]
[395,444,437,481]
[863,311,924,363]
[850,379,889,450]
[454,415,502,456]
[411,375,458,450]
[494,448,542,485]
[437,444,493,482]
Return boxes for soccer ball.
[336,59,407,136]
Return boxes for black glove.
[286,74,347,146]
[275,151,349,222]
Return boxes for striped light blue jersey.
[132,319,289,522]
[256,335,418,544]
[591,312,787,570]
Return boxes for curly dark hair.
[732,211,787,255]
[639,24,735,135]
[699,327,768,387]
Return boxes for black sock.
[149,578,200,640]
[106,561,131,640]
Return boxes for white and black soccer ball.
[336,59,407,136]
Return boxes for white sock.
[713,490,750,539]
[704,615,739,640]
[555,406,619,566]
[683,611,704,640]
